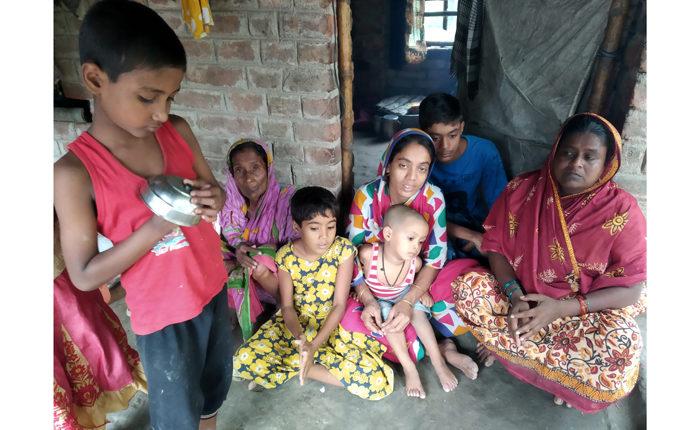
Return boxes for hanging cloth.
[450,0,484,100]
[405,0,427,64]
[182,0,214,39]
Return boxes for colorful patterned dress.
[452,113,647,413]
[233,237,394,400]
[343,129,468,363]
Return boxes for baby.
[355,204,458,398]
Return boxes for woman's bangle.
[411,283,428,293]
[400,299,414,307]
[576,294,588,316]
[501,279,522,302]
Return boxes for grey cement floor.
[105,130,646,429]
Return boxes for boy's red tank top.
[67,121,227,335]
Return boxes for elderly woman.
[342,128,479,383]
[219,139,298,339]
[452,113,646,412]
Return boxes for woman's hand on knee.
[382,301,412,333]
[235,243,261,270]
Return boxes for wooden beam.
[338,0,354,211]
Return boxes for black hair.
[387,134,437,168]
[79,0,187,82]
[290,186,339,225]
[227,141,268,176]
[559,115,615,162]
[418,93,463,130]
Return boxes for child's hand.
[251,261,270,280]
[419,292,434,308]
[184,178,224,223]
[294,338,316,386]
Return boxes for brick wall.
[54,0,342,193]
[614,47,647,213]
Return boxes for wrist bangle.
[576,294,588,316]
[411,283,428,293]
[501,279,521,302]
[400,299,414,307]
[357,288,367,303]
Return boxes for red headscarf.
[481,113,646,298]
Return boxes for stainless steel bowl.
[140,175,201,226]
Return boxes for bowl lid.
[147,175,197,214]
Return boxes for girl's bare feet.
[247,381,263,392]
[440,338,479,380]
[476,343,496,367]
[432,360,458,392]
[403,363,426,399]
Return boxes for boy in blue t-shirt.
[419,93,507,261]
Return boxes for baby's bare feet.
[433,360,458,392]
[403,363,426,399]
[440,338,479,380]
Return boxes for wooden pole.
[337,0,355,212]
[587,0,629,114]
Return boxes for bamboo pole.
[337,0,354,211]
[587,0,630,114]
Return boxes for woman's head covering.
[480,113,646,297]
[220,139,296,248]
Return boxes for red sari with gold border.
[452,113,647,413]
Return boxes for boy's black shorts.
[135,286,233,430]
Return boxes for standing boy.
[419,93,508,261]
[54,2,232,429]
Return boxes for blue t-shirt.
[429,135,507,258]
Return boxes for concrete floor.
[105,131,647,429]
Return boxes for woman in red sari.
[451,113,646,413]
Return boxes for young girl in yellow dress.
[233,186,394,400]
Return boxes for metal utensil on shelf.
[140,175,201,226]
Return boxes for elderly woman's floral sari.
[220,139,298,339]
[452,113,647,413]
[342,129,474,362]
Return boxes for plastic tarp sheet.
[460,0,611,177]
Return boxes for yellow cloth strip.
[182,0,214,39]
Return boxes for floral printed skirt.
[54,271,147,429]
[233,313,394,400]
[452,270,646,413]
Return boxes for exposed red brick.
[148,0,180,9]
[186,65,247,87]
[280,13,334,39]
[158,10,187,34]
[273,162,293,185]
[260,0,293,9]
[181,39,215,62]
[259,121,294,140]
[198,136,232,158]
[268,95,301,117]
[210,13,247,37]
[283,68,336,92]
[172,89,223,110]
[294,121,341,143]
[216,40,258,62]
[169,111,199,128]
[301,95,340,119]
[249,13,277,37]
[294,0,332,10]
[248,67,283,89]
[212,0,259,10]
[272,141,304,163]
[227,90,266,113]
[298,42,334,65]
[304,144,340,165]
[261,41,297,65]
[197,115,257,135]
[292,164,341,190]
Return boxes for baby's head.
[291,187,339,255]
[78,0,187,137]
[382,205,429,261]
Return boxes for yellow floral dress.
[233,236,394,400]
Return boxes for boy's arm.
[54,154,175,291]
[170,115,225,222]
[310,254,353,350]
[279,268,304,340]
